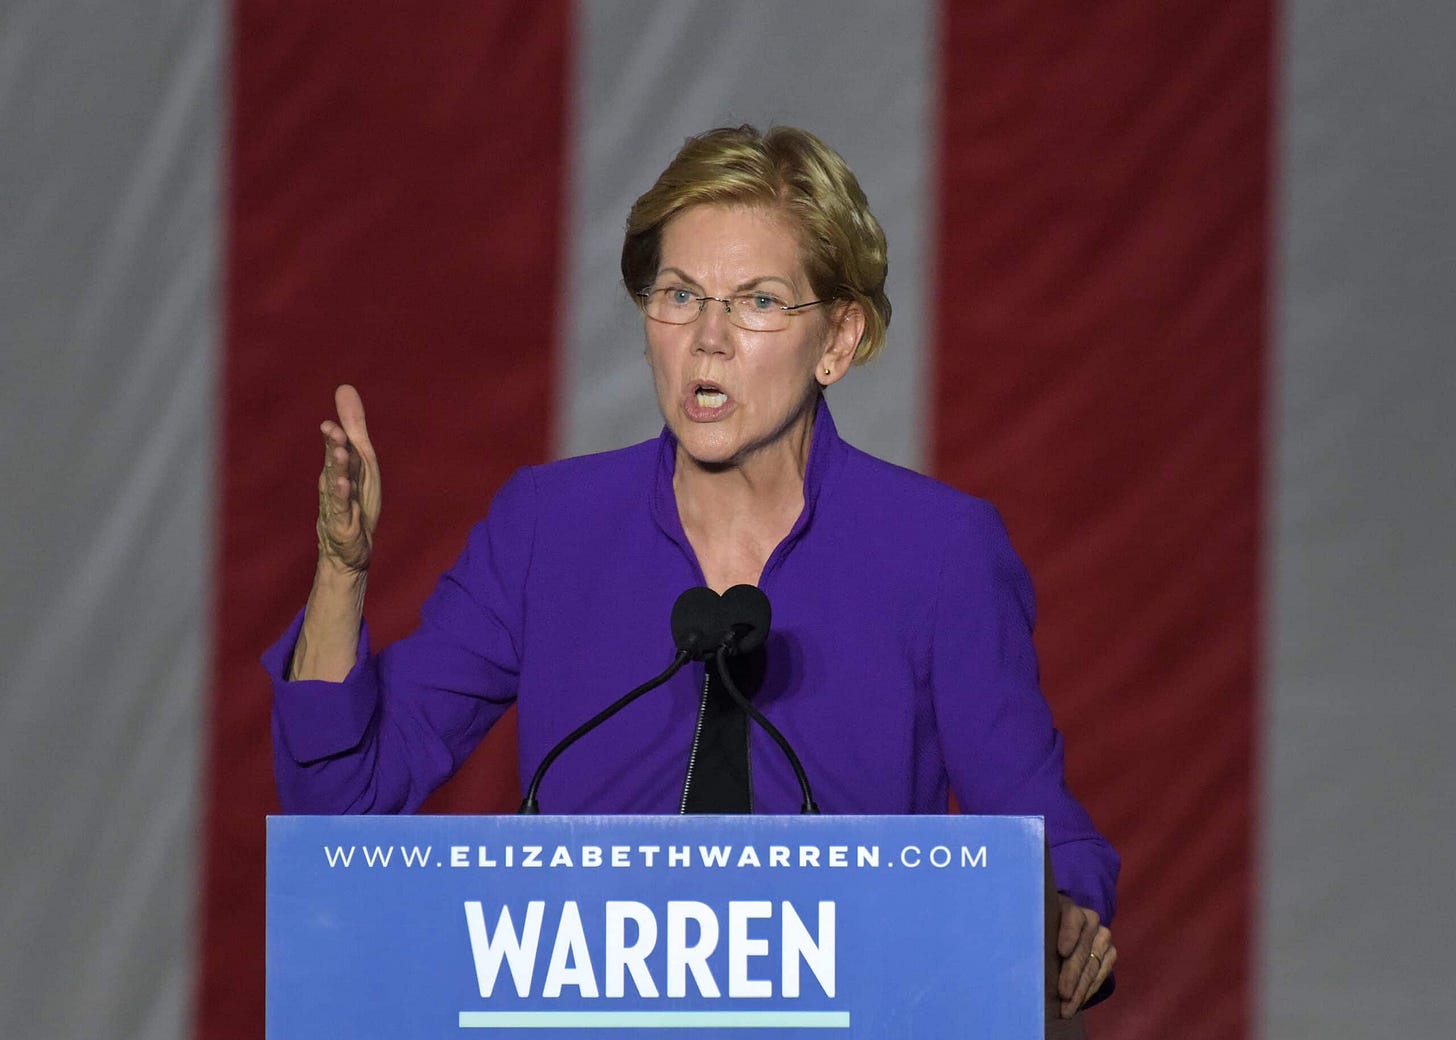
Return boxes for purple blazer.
[266,403,1119,922]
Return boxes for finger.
[1056,907,1097,992]
[320,420,347,467]
[332,388,380,512]
[1059,952,1089,1010]
[334,384,376,460]
[1061,952,1094,1017]
[1090,943,1116,992]
[1057,899,1097,958]
[1056,899,1080,958]
[1058,922,1096,1009]
[319,429,353,505]
[319,467,351,513]
[1062,932,1114,1018]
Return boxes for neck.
[671,408,817,584]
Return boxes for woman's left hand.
[1056,894,1116,1018]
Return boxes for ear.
[816,300,866,387]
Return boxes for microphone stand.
[713,645,819,814]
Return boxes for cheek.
[643,330,669,372]
[644,334,686,404]
[750,355,815,413]
[785,333,830,383]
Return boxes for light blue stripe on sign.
[459,1010,851,1029]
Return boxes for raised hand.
[289,385,380,682]
[316,384,381,574]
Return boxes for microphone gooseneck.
[520,584,718,814]
[713,585,819,814]
[518,650,689,814]
[520,584,819,814]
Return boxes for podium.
[268,814,1078,1037]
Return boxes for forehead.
[657,204,806,285]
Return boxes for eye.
[743,292,785,312]
[664,287,696,306]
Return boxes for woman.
[266,125,1118,1015]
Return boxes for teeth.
[695,390,727,407]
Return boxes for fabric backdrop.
[2,2,1452,1038]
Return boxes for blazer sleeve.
[265,468,538,813]
[929,496,1120,923]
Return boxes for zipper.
[678,669,711,813]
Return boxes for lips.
[694,383,727,408]
[683,380,733,421]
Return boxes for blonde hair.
[621,125,892,363]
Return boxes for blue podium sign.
[267,815,1044,1037]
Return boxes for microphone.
[713,585,819,814]
[718,583,770,654]
[518,588,705,814]
[671,585,727,659]
[671,583,770,658]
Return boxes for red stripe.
[203,5,570,1034]
[935,3,1269,1035]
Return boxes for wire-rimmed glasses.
[636,286,831,333]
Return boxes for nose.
[691,296,736,355]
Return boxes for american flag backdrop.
[2,2,1453,1039]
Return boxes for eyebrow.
[655,267,796,293]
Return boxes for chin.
[673,425,743,469]
[680,440,740,470]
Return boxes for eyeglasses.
[636,286,831,333]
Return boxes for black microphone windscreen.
[671,586,724,657]
[720,584,771,655]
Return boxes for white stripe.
[1265,2,1456,1035]
[560,0,935,469]
[0,1,219,1037]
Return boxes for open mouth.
[693,383,728,408]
